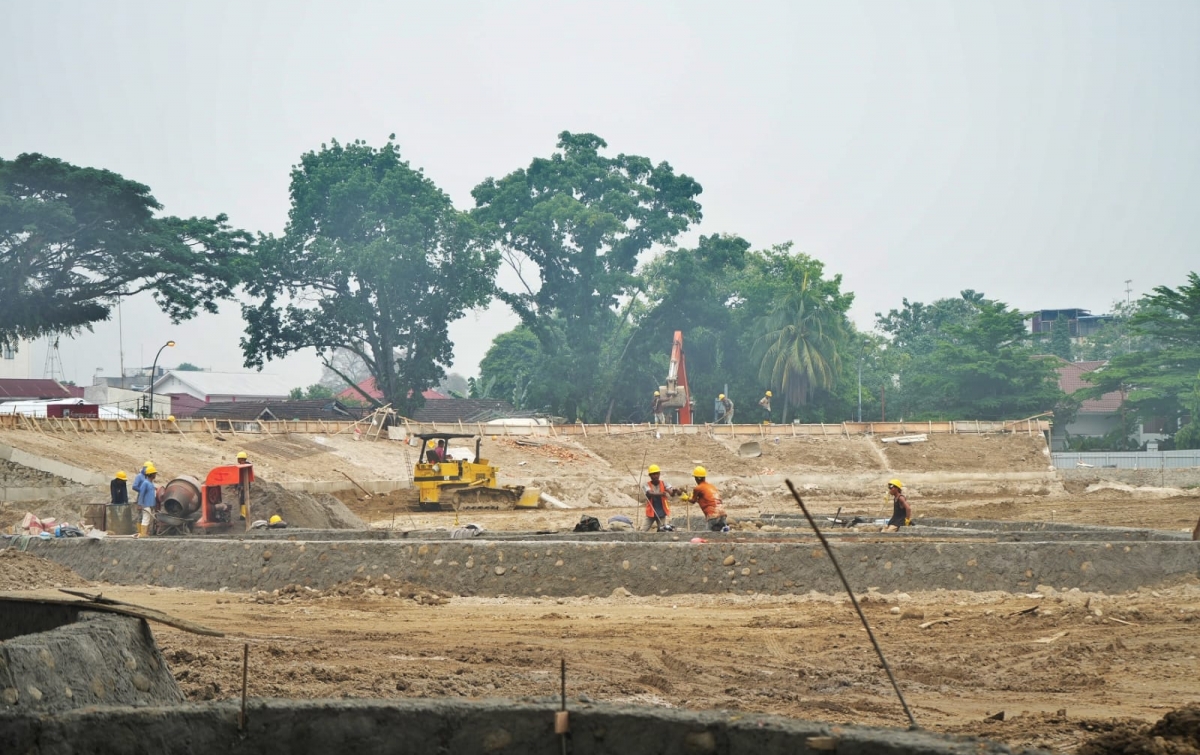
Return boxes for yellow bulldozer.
[412,432,541,511]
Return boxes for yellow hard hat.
[143,460,154,470]
[115,470,127,480]
[693,466,707,478]
[144,463,158,475]
[719,394,725,400]
[653,390,660,396]
[765,390,772,397]
[427,439,437,448]
[237,451,248,460]
[888,479,903,490]
[269,515,282,525]
[167,415,176,422]
[647,464,661,474]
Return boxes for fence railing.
[1052,451,1200,470]
[0,413,1051,438]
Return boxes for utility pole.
[881,385,886,422]
[1125,279,1132,304]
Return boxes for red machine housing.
[159,463,254,533]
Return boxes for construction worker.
[236,451,249,464]
[642,464,679,531]
[133,463,159,537]
[758,391,772,422]
[267,514,288,529]
[716,394,734,424]
[651,391,667,425]
[883,479,912,532]
[110,471,129,505]
[690,466,728,532]
[436,439,448,461]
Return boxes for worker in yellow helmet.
[716,393,734,424]
[132,463,159,537]
[757,390,773,423]
[642,464,679,531]
[690,466,728,532]
[884,479,912,532]
[651,390,667,425]
[110,471,129,505]
[236,450,249,464]
[267,514,288,529]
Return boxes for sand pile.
[0,547,91,590]
[249,482,366,529]
[241,577,451,605]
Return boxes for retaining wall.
[15,536,1200,596]
[0,698,1041,755]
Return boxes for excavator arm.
[658,330,692,423]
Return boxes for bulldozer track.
[452,486,523,511]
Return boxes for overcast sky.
[2,0,1197,388]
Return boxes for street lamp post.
[146,340,176,419]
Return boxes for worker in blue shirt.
[132,463,159,537]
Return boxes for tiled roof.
[336,376,447,403]
[0,379,73,400]
[1056,361,1124,414]
[412,399,524,423]
[190,400,363,422]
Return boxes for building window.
[2,345,14,360]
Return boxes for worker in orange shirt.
[642,464,679,531]
[689,466,729,532]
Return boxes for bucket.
[107,504,136,536]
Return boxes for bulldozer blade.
[515,486,542,509]
[738,441,762,458]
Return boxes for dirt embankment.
[881,433,1050,473]
[0,549,90,590]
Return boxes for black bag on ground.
[573,515,602,532]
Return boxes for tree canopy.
[0,153,250,351]
[1082,272,1200,432]
[472,132,703,420]
[877,294,1063,421]
[241,137,498,416]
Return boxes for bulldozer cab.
[410,432,539,511]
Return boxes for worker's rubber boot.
[137,523,146,537]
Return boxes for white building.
[150,371,293,404]
[0,340,33,380]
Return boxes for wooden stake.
[239,643,249,731]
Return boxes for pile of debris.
[494,437,587,462]
[241,576,451,606]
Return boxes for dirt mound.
[0,458,82,488]
[249,482,366,529]
[581,432,741,476]
[882,433,1050,472]
[241,577,451,605]
[0,547,90,590]
[1079,705,1200,755]
[717,435,887,471]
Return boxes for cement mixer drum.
[160,475,203,518]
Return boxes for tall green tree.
[889,298,1063,420]
[748,256,851,422]
[242,137,498,417]
[1082,272,1200,431]
[471,132,702,420]
[1,153,250,351]
[1049,314,1073,361]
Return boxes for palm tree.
[752,274,847,422]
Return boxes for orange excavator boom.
[658,330,692,424]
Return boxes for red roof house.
[336,376,447,404]
[0,379,74,401]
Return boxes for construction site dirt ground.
[3,430,1200,753]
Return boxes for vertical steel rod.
[785,480,918,730]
